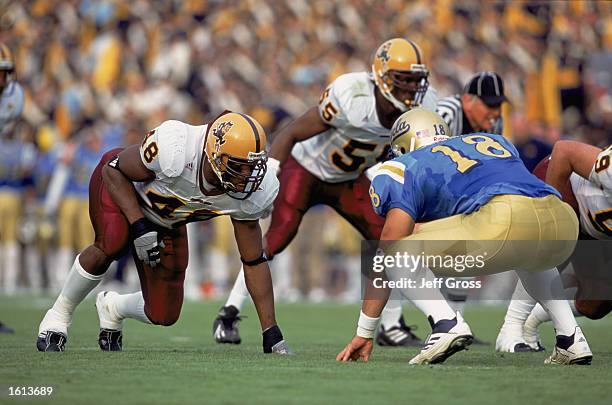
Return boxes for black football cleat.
[213,305,242,344]
[376,315,423,347]
[98,328,123,351]
[37,331,67,352]
[512,342,536,352]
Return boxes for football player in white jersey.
[497,140,612,360]
[212,38,437,347]
[0,43,25,334]
[36,111,292,354]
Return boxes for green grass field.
[1,295,611,405]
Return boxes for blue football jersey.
[370,133,560,222]
[0,137,36,190]
[65,144,104,198]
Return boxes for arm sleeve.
[139,120,187,178]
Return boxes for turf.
[1,295,611,405]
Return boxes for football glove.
[130,218,164,268]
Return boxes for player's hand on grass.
[336,336,373,362]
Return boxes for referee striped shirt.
[436,94,503,136]
[436,94,465,137]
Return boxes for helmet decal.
[212,121,233,153]
[390,108,450,156]
[372,38,429,112]
[204,111,268,200]
[377,41,392,69]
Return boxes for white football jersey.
[291,72,437,183]
[133,120,279,229]
[571,146,612,239]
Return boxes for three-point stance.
[37,112,291,354]
[336,109,591,365]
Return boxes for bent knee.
[146,307,181,326]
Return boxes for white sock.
[114,291,152,324]
[525,303,551,332]
[501,279,537,334]
[3,242,20,294]
[443,279,471,314]
[271,250,292,294]
[394,265,456,324]
[24,245,42,292]
[380,299,403,329]
[209,249,228,295]
[52,254,104,319]
[517,268,577,336]
[225,266,250,310]
[448,299,466,314]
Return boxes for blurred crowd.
[0,0,611,302]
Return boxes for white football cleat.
[495,326,534,353]
[38,308,71,337]
[409,312,473,365]
[545,327,592,365]
[37,308,71,351]
[96,291,123,331]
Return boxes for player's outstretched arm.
[231,218,279,336]
[268,106,330,164]
[546,140,601,191]
[337,209,415,362]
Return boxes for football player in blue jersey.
[336,108,592,365]
[0,43,26,334]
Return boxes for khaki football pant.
[0,191,21,243]
[391,194,579,277]
[58,197,94,251]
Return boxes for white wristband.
[267,157,281,176]
[356,310,379,339]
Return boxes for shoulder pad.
[319,72,372,128]
[140,120,188,178]
[370,160,407,217]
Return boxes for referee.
[436,71,507,136]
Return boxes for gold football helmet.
[372,38,429,112]
[390,108,450,156]
[205,111,268,199]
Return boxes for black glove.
[130,218,164,268]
